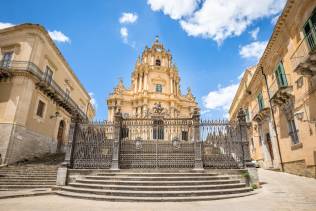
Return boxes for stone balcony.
[269,74,293,106]
[290,29,316,79]
[251,102,270,123]
[0,60,88,121]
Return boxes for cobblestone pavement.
[0,169,316,211]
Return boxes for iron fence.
[66,110,251,169]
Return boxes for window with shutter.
[1,52,13,68]
[303,8,316,50]
[257,92,264,111]
[36,100,46,118]
[275,62,288,87]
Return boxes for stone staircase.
[57,171,254,201]
[0,153,64,190]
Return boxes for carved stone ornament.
[281,99,294,120]
[172,137,181,150]
[153,102,164,114]
[135,138,143,150]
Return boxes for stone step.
[84,175,230,181]
[3,166,58,169]
[60,186,252,197]
[0,173,57,177]
[0,180,56,184]
[56,190,256,202]
[96,172,219,177]
[0,176,56,180]
[68,182,247,191]
[1,169,58,172]
[0,171,57,174]
[0,184,54,189]
[75,178,240,186]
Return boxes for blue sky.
[0,0,286,120]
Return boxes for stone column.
[170,77,173,94]
[111,112,122,170]
[144,72,148,90]
[237,108,252,168]
[133,78,137,93]
[139,73,143,92]
[175,81,178,96]
[136,74,139,92]
[193,111,203,170]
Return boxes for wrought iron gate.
[66,110,251,169]
[119,118,195,168]
[199,120,249,169]
[70,121,114,169]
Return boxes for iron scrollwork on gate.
[119,118,195,169]
[68,109,251,169]
[71,121,114,169]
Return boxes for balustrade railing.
[0,60,88,121]
[268,74,292,98]
[290,27,316,70]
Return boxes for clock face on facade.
[156,48,161,52]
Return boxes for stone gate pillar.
[193,110,204,170]
[111,111,122,170]
[237,108,252,168]
[63,115,80,168]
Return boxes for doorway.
[266,133,274,161]
[57,120,65,152]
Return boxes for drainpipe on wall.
[260,66,284,172]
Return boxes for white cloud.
[238,71,245,80]
[120,27,128,43]
[48,30,70,43]
[271,14,280,25]
[89,92,97,109]
[202,83,239,111]
[0,22,71,44]
[119,12,138,24]
[0,22,14,30]
[147,0,200,20]
[239,41,268,60]
[148,0,285,44]
[249,27,260,40]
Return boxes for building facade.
[0,24,95,164]
[107,37,199,122]
[229,0,316,178]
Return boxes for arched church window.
[155,59,161,66]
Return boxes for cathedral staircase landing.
[57,170,255,202]
[0,153,64,190]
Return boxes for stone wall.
[283,160,316,178]
[0,123,14,164]
[1,123,58,164]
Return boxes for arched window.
[155,59,161,66]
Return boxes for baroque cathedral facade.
[107,37,199,121]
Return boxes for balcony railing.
[290,27,316,71]
[268,74,292,98]
[0,60,88,121]
[250,99,270,122]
